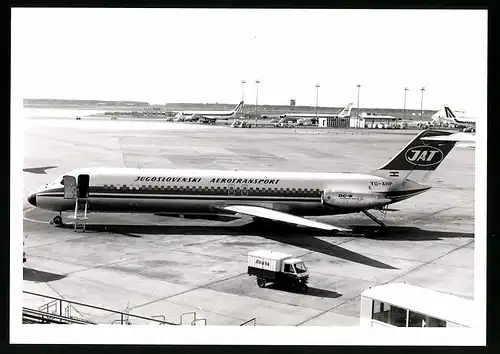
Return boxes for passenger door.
[77,174,90,198]
[283,263,296,282]
[63,175,77,199]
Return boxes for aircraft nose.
[27,193,37,207]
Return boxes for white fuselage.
[32,167,428,216]
[177,111,239,119]
[175,103,243,121]
[282,113,346,119]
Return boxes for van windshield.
[295,262,307,273]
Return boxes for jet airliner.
[27,130,458,232]
[442,105,477,132]
[174,101,244,124]
[281,102,353,119]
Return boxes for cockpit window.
[52,176,65,186]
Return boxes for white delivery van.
[247,250,309,292]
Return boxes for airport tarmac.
[21,110,475,326]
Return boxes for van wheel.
[257,278,266,288]
[302,285,309,293]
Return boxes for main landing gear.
[358,207,390,237]
[361,209,387,229]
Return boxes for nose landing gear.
[52,213,63,225]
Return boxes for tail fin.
[338,102,353,117]
[233,101,244,114]
[444,104,476,127]
[444,105,456,119]
[369,130,457,183]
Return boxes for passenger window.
[425,316,447,327]
[372,301,407,327]
[388,306,408,327]
[372,300,389,323]
[408,311,446,327]
[408,311,426,327]
[284,264,293,273]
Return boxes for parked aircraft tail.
[233,101,244,114]
[338,102,354,117]
[369,130,457,183]
[443,105,456,119]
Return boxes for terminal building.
[350,112,399,129]
[141,105,167,115]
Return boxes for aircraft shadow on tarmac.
[23,267,67,282]
[264,283,342,299]
[55,221,458,270]
[57,221,472,271]
[348,225,474,241]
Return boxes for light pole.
[404,87,409,120]
[255,80,260,127]
[315,84,320,120]
[240,80,246,119]
[356,84,361,115]
[420,87,425,119]
[241,80,246,102]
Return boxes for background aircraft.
[431,105,477,132]
[174,101,244,123]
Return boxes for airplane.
[281,102,354,119]
[441,105,477,132]
[27,130,459,233]
[173,101,244,124]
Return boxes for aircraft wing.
[221,205,352,232]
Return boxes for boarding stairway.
[73,197,88,232]
[22,307,96,324]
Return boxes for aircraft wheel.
[257,278,266,288]
[53,215,63,225]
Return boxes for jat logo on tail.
[405,145,444,166]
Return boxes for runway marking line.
[23,207,50,225]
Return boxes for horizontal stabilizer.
[421,133,475,142]
[222,205,352,232]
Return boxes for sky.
[12,8,487,112]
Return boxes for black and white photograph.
[11,7,486,345]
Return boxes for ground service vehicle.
[247,250,309,292]
[230,119,252,128]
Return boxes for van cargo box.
[247,250,292,273]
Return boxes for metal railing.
[240,318,256,326]
[23,307,95,324]
[179,311,206,325]
[24,291,178,325]
[191,318,207,326]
